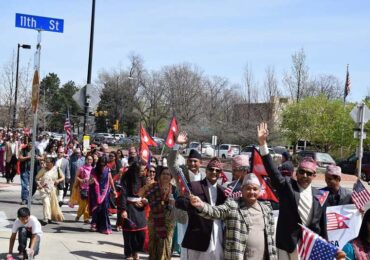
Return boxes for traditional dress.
[120,163,147,257]
[140,182,177,260]
[89,167,112,234]
[69,164,92,221]
[36,166,64,222]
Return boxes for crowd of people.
[2,124,370,260]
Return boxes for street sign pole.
[28,31,42,211]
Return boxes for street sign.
[15,13,64,33]
[73,84,101,111]
[350,104,370,124]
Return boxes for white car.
[217,144,241,159]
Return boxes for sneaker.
[84,219,90,224]
[20,200,27,205]
[48,219,57,224]
[39,220,48,226]
[58,201,64,207]
[75,216,80,222]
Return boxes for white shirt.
[189,169,205,182]
[298,184,313,225]
[12,215,43,236]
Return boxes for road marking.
[0,211,12,231]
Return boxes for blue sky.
[1,0,370,102]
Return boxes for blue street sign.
[15,13,64,33]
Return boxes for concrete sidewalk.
[0,230,130,260]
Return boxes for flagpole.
[340,64,349,159]
[28,30,42,211]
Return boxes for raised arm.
[167,131,187,174]
[257,122,287,190]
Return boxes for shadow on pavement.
[70,250,123,259]
[97,240,122,248]
[0,200,21,205]
[51,226,88,233]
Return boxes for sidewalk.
[0,230,126,260]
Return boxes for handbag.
[56,167,65,190]
[80,189,88,199]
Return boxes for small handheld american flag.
[64,117,72,144]
[352,179,370,211]
[298,224,337,260]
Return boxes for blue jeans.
[21,170,30,201]
[18,227,40,256]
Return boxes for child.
[7,207,43,259]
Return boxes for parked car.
[113,133,126,140]
[337,152,370,181]
[153,137,165,148]
[296,150,336,173]
[105,137,116,146]
[217,144,241,159]
[183,142,201,155]
[116,137,133,146]
[92,134,106,146]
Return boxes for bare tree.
[263,65,280,102]
[161,63,205,127]
[283,48,309,102]
[307,74,343,100]
[243,63,259,103]
[0,52,16,127]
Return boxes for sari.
[88,166,112,234]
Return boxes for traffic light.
[113,120,119,131]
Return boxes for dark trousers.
[123,230,145,256]
[18,227,40,257]
[5,155,17,182]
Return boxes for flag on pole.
[140,126,157,147]
[176,166,191,195]
[251,148,279,203]
[64,117,72,144]
[344,65,351,98]
[298,224,338,260]
[352,179,370,211]
[31,70,40,113]
[140,140,150,163]
[165,115,178,148]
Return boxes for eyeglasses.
[207,167,222,173]
[149,170,156,173]
[297,169,315,177]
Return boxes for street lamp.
[13,43,31,128]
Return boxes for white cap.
[242,173,260,187]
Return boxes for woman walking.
[35,157,65,225]
[69,155,94,223]
[139,167,177,260]
[89,156,117,234]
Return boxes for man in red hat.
[176,157,226,260]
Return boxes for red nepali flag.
[251,148,279,203]
[140,126,157,147]
[140,140,150,163]
[165,115,178,148]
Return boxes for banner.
[273,204,362,250]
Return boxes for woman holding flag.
[138,167,177,260]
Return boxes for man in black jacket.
[257,122,327,260]
[175,157,226,260]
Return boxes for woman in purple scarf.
[89,156,117,234]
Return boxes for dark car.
[296,150,336,173]
[337,152,370,181]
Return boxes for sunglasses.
[207,167,222,173]
[149,170,156,173]
[297,169,315,177]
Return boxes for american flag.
[64,117,72,144]
[298,225,338,260]
[344,65,351,98]
[315,190,329,207]
[352,179,370,211]
[224,178,242,198]
[326,212,349,231]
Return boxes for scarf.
[146,182,171,239]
